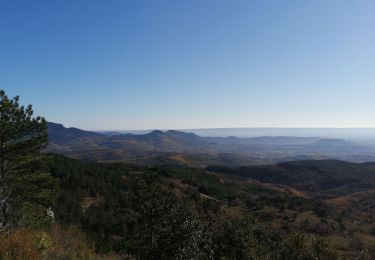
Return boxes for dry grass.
[0,229,41,260]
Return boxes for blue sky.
[1,0,374,130]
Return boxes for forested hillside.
[48,155,374,259]
[207,160,375,197]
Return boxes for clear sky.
[1,0,374,130]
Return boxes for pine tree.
[0,90,57,230]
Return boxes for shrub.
[45,226,99,260]
[0,229,41,260]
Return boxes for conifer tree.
[0,90,57,230]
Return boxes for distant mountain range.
[46,122,375,166]
[101,127,375,139]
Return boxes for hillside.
[48,155,375,258]
[206,160,375,197]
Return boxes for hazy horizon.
[52,121,375,136]
[53,121,375,140]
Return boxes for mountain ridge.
[46,122,375,166]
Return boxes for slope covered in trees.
[48,155,374,258]
[206,160,375,197]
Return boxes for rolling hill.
[206,160,375,198]
[46,122,375,166]
[49,154,375,258]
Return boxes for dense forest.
[47,155,374,259]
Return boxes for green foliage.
[48,155,357,259]
[207,160,375,197]
[278,232,339,260]
[204,217,340,260]
[125,181,208,259]
[0,90,58,229]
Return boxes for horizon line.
[92,126,375,132]
[48,121,375,132]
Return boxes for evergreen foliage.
[0,90,57,229]
[49,155,371,259]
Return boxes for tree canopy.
[0,90,57,230]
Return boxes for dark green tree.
[0,90,57,230]
[123,173,211,259]
[277,232,339,260]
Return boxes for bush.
[0,229,41,260]
[45,226,100,260]
[278,232,339,260]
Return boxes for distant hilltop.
[100,127,375,140]
[46,122,375,166]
